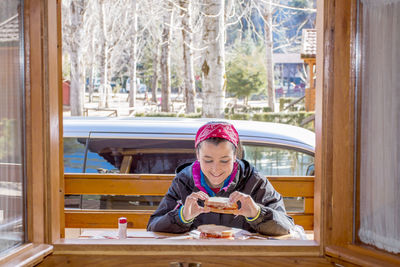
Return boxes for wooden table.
[53,229,320,266]
[78,228,313,241]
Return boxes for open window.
[3,0,400,266]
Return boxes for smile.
[210,173,224,178]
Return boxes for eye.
[220,160,230,164]
[204,160,213,164]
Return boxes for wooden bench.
[83,107,118,117]
[64,174,314,230]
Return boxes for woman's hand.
[182,191,211,221]
[229,191,260,218]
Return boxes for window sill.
[0,243,53,266]
[53,238,320,257]
[325,245,400,266]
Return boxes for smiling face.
[196,139,236,188]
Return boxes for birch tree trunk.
[160,3,173,112]
[151,42,159,103]
[180,0,196,114]
[201,0,225,118]
[87,28,96,103]
[98,0,106,108]
[128,0,138,108]
[98,0,112,108]
[87,65,94,103]
[69,0,85,116]
[263,0,275,112]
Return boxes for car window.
[64,137,196,174]
[243,144,314,176]
[64,137,314,175]
[64,138,116,173]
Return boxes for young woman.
[147,121,294,236]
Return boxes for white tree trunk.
[180,0,196,114]
[98,0,106,108]
[70,51,84,116]
[160,3,173,112]
[87,65,94,103]
[87,25,97,103]
[98,0,112,108]
[201,0,225,118]
[128,0,138,108]
[263,1,275,112]
[151,42,159,103]
[69,0,84,116]
[103,46,112,108]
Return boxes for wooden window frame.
[8,0,321,260]
[3,0,399,265]
[1,0,61,265]
[321,0,400,265]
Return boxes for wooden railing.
[64,173,314,230]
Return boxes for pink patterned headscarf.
[195,122,239,148]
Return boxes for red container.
[63,80,70,106]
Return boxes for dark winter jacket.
[147,159,294,236]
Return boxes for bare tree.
[127,0,138,108]
[63,0,86,116]
[83,1,100,103]
[61,0,316,117]
[141,0,164,103]
[160,1,174,112]
[86,35,96,103]
[151,41,160,103]
[262,0,275,111]
[201,0,225,118]
[97,0,110,108]
[179,0,196,113]
[96,0,128,108]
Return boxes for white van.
[63,117,315,176]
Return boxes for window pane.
[0,0,25,255]
[63,137,196,174]
[243,145,314,176]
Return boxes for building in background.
[273,53,306,99]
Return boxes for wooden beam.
[119,155,133,174]
[64,209,314,230]
[64,173,175,180]
[46,0,63,244]
[51,239,320,257]
[291,214,314,230]
[26,0,46,244]
[321,0,357,247]
[304,197,314,214]
[65,178,172,195]
[40,255,332,267]
[65,210,153,228]
[64,174,314,197]
[269,179,314,198]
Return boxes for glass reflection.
[0,0,25,255]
